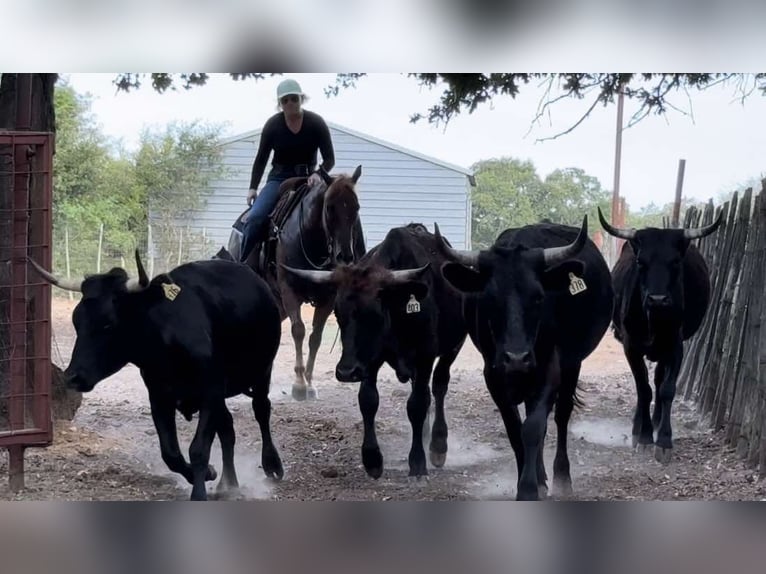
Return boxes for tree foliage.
[51,83,227,279]
[470,158,610,248]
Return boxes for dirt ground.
[1,297,764,501]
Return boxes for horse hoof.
[292,383,307,401]
[552,478,573,498]
[538,484,549,499]
[306,386,318,401]
[205,465,218,481]
[429,450,447,468]
[655,445,672,464]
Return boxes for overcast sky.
[67,73,766,210]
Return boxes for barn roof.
[221,121,476,186]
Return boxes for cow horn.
[351,165,362,184]
[389,264,430,283]
[684,210,723,240]
[433,222,480,267]
[280,264,335,284]
[598,207,636,240]
[27,257,83,292]
[135,249,150,287]
[542,215,588,267]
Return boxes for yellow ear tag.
[162,283,181,301]
[406,294,421,314]
[568,273,587,296]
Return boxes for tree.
[133,121,229,270]
[51,82,143,277]
[470,158,543,247]
[470,158,610,248]
[540,168,611,227]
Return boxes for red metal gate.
[0,130,54,491]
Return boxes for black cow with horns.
[281,223,468,479]
[598,207,723,463]
[434,216,613,500]
[28,251,284,500]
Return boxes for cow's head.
[320,165,362,265]
[29,251,149,392]
[436,217,588,377]
[598,207,722,316]
[280,262,429,382]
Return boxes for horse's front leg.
[281,287,308,401]
[304,299,334,400]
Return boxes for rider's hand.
[246,188,257,206]
[307,172,322,187]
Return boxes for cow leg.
[359,366,384,478]
[652,362,666,432]
[625,344,653,449]
[429,345,461,468]
[524,397,549,499]
[304,299,334,400]
[148,389,216,486]
[282,288,308,401]
[189,403,222,501]
[655,342,683,463]
[407,359,433,478]
[552,364,581,498]
[517,368,558,502]
[215,404,239,495]
[483,366,525,487]
[251,364,284,480]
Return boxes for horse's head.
[322,165,362,265]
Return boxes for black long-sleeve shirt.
[248,110,335,190]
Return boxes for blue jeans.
[240,174,290,262]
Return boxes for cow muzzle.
[499,351,536,374]
[64,371,96,393]
[335,363,365,383]
[646,294,673,310]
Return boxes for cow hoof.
[552,478,573,498]
[516,490,539,502]
[216,482,241,498]
[655,445,672,464]
[363,449,384,479]
[205,465,218,482]
[306,386,318,401]
[291,383,307,401]
[407,474,429,483]
[429,450,447,468]
[263,452,285,481]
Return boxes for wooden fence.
[677,182,766,475]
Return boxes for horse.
[229,165,366,400]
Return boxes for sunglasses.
[280,94,300,105]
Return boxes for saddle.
[234,178,315,275]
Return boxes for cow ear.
[441,262,490,293]
[542,260,585,291]
[380,281,429,307]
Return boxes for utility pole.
[610,86,625,266]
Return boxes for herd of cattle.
[28,168,723,500]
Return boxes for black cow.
[282,223,468,479]
[598,207,722,462]
[434,217,613,500]
[29,252,284,500]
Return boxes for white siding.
[180,124,473,257]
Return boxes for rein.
[298,189,332,270]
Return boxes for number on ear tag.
[406,294,421,314]
[162,283,182,301]
[568,273,587,296]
